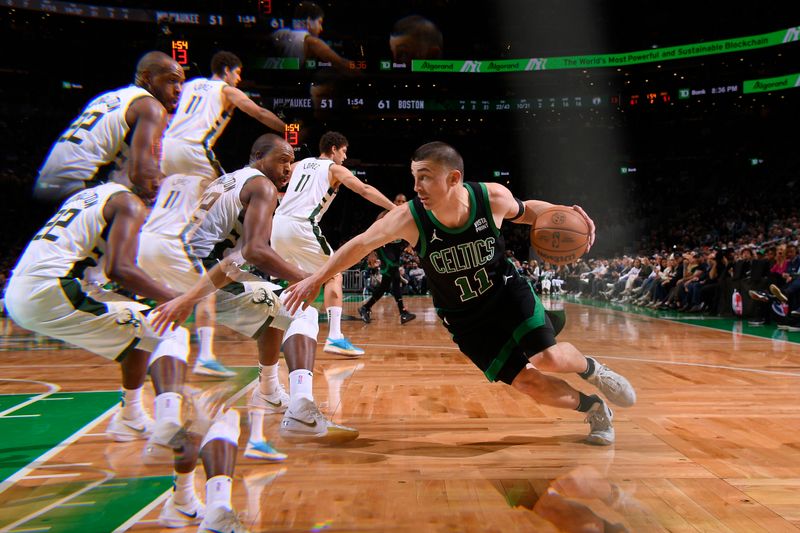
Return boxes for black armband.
[507,198,526,221]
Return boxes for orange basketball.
[530,207,590,266]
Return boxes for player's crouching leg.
[272,293,360,444]
[137,318,192,464]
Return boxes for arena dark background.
[1,1,800,273]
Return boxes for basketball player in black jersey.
[286,142,637,446]
[359,193,417,325]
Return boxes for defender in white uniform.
[140,172,235,378]
[7,183,258,530]
[162,50,285,181]
[160,51,285,375]
[273,131,396,356]
[33,51,184,203]
[142,134,359,459]
[6,183,179,358]
[140,167,290,339]
[4,182,200,470]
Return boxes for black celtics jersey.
[409,182,515,311]
[378,238,405,273]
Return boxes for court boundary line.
[597,354,800,377]
[0,390,116,396]
[343,341,800,378]
[0,403,119,495]
[565,298,800,345]
[0,380,60,418]
[112,488,172,533]
[1,469,112,532]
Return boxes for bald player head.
[250,133,295,189]
[134,51,185,112]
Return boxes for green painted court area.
[0,394,37,413]
[0,391,119,485]
[0,391,173,532]
[2,475,172,533]
[564,295,800,343]
[0,369,260,531]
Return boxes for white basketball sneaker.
[248,386,289,414]
[584,357,636,407]
[279,398,359,444]
[198,506,250,533]
[158,491,205,528]
[106,410,153,442]
[585,400,615,446]
[142,419,184,464]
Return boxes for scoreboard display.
[266,96,611,113]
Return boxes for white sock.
[289,369,314,407]
[258,362,280,396]
[249,409,264,443]
[155,392,182,425]
[327,307,342,339]
[196,327,215,361]
[173,470,195,504]
[206,475,233,511]
[120,386,143,419]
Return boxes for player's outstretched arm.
[126,97,168,201]
[285,205,418,313]
[223,86,286,132]
[484,182,596,250]
[331,165,396,211]
[104,192,178,303]
[150,259,239,334]
[240,176,308,282]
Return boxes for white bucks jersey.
[165,78,231,148]
[275,158,336,223]
[183,167,265,261]
[37,86,152,184]
[143,174,206,237]
[12,183,129,279]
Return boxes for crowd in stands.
[502,211,800,332]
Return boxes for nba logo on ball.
[530,207,591,266]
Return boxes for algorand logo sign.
[743,73,800,94]
[783,26,800,42]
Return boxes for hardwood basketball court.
[1,295,799,532]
